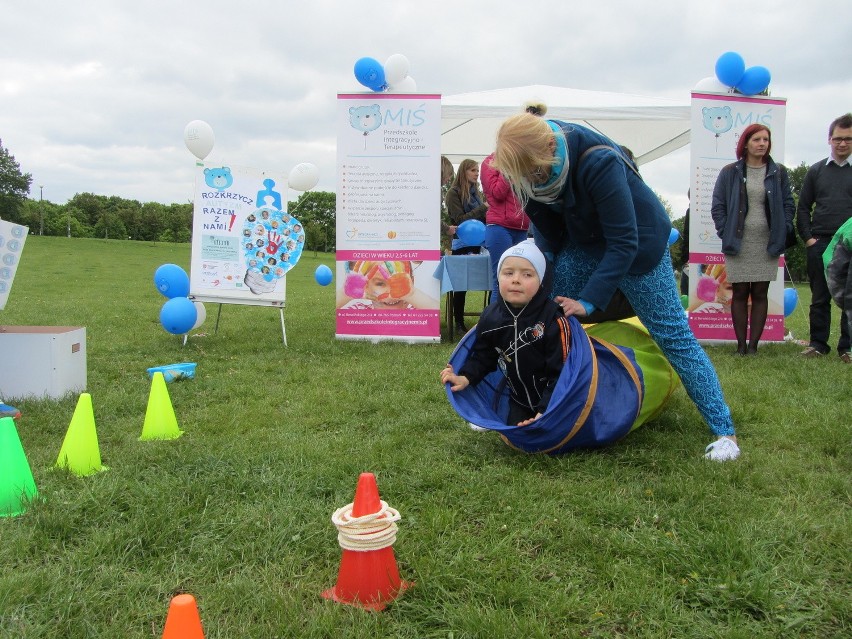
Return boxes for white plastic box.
[0,326,87,399]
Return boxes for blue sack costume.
[445,317,679,455]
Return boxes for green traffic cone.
[139,372,183,441]
[0,416,39,517]
[56,393,108,476]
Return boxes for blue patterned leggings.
[553,246,736,437]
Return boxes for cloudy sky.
[2,0,850,217]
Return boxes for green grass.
[1,236,849,638]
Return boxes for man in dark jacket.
[796,113,852,361]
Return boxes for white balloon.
[693,76,730,93]
[192,301,206,329]
[288,163,320,191]
[184,120,215,160]
[384,54,410,86]
[390,76,417,93]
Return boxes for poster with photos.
[0,220,28,310]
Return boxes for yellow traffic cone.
[140,372,183,441]
[56,393,108,476]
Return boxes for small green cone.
[0,416,39,517]
[140,372,183,441]
[56,393,108,477]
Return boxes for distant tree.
[67,193,105,228]
[787,160,809,199]
[0,138,33,222]
[139,202,167,241]
[670,215,688,271]
[161,203,192,243]
[292,191,336,253]
[783,160,810,281]
[653,189,674,219]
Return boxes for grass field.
[1,236,849,638]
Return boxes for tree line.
[0,138,337,249]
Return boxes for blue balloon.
[159,297,197,335]
[315,264,333,286]
[783,287,798,318]
[354,57,387,91]
[154,263,190,299]
[736,66,771,96]
[457,219,486,247]
[668,227,680,245]
[715,51,746,87]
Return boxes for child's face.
[365,276,393,302]
[498,257,540,307]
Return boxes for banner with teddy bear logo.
[335,93,442,343]
[686,91,787,343]
[189,163,301,307]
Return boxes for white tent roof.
[441,84,691,166]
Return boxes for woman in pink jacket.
[480,152,531,300]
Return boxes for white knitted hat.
[497,239,546,282]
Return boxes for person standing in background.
[481,152,530,301]
[445,158,488,335]
[711,123,794,356]
[796,113,852,362]
[440,156,457,254]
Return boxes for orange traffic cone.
[161,593,204,639]
[321,472,411,611]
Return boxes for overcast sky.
[2,0,850,218]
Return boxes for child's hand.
[440,365,469,392]
[516,412,543,427]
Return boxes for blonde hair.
[492,114,557,205]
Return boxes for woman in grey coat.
[711,123,795,355]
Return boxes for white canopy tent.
[441,84,691,166]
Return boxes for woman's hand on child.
[555,296,587,318]
[440,365,470,392]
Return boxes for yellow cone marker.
[56,393,108,476]
[140,372,183,441]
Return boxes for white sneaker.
[467,421,489,432]
[704,437,741,461]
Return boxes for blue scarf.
[464,185,483,213]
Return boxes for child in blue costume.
[441,240,570,426]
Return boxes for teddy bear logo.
[702,106,733,151]
[204,166,234,192]
[349,105,382,149]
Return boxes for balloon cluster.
[701,51,771,96]
[354,54,416,93]
[154,264,205,335]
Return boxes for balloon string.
[331,500,401,552]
